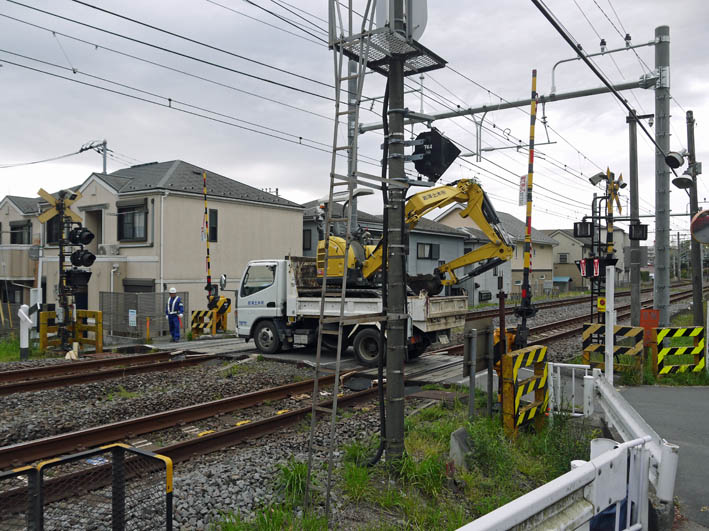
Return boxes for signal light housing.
[412,128,461,182]
[71,249,96,267]
[69,227,95,246]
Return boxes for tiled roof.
[5,196,41,214]
[109,160,301,208]
[303,200,465,237]
[495,212,558,245]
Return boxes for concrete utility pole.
[628,112,641,326]
[385,0,407,462]
[101,139,107,174]
[654,25,671,326]
[686,110,704,326]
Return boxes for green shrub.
[274,458,308,505]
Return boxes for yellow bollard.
[146,317,151,343]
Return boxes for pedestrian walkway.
[621,386,709,527]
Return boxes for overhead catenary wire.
[238,0,329,42]
[0,13,336,122]
[7,0,335,102]
[0,57,392,173]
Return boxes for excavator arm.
[361,179,514,294]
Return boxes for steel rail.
[0,354,215,396]
[0,374,338,470]
[0,386,378,511]
[0,351,177,384]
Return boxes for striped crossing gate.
[653,326,705,377]
[191,310,215,338]
[208,296,231,333]
[581,323,644,373]
[501,344,548,437]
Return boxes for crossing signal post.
[411,128,460,183]
[38,188,95,352]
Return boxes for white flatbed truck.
[236,258,467,366]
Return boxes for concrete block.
[449,426,473,471]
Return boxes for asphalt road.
[621,386,709,527]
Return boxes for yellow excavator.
[316,179,514,294]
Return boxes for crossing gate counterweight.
[501,344,549,437]
[652,326,705,376]
[581,323,644,373]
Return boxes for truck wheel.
[253,320,281,354]
[353,328,381,367]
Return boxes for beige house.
[542,229,592,290]
[0,160,303,330]
[434,206,557,296]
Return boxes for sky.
[1,0,708,241]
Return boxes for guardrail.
[458,435,652,531]
[548,362,590,417]
[458,368,679,529]
[585,369,678,502]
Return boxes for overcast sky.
[1,0,707,240]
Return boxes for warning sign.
[597,297,606,312]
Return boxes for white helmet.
[169,287,177,294]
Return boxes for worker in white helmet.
[165,287,184,342]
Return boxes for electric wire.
[238,0,328,42]
[269,0,329,35]
[0,13,336,122]
[0,148,88,169]
[69,0,331,87]
[7,0,335,102]
[203,0,326,47]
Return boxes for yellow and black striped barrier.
[191,303,230,338]
[652,326,705,377]
[501,344,548,437]
[581,323,644,373]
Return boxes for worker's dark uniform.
[166,295,184,342]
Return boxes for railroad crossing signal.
[597,297,606,312]
[37,188,82,224]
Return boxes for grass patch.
[215,507,327,531]
[274,458,308,505]
[106,385,141,400]
[0,334,44,362]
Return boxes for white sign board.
[128,309,137,327]
[519,174,527,206]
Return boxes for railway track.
[438,287,701,356]
[464,282,690,321]
[0,351,217,396]
[0,373,343,470]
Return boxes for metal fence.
[99,292,189,339]
[0,444,172,531]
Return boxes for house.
[542,229,593,291]
[0,160,304,331]
[302,201,469,297]
[434,206,557,297]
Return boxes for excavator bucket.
[407,273,444,296]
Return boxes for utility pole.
[686,110,704,325]
[654,25,671,325]
[628,112,641,326]
[101,139,107,174]
[385,0,407,463]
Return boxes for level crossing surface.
[621,386,709,527]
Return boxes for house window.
[303,229,312,251]
[0,222,2,244]
[46,216,62,245]
[417,243,440,260]
[209,209,218,242]
[10,221,31,244]
[514,280,522,286]
[117,202,147,241]
[559,253,568,264]
[493,266,498,277]
[540,275,545,280]
[464,247,472,255]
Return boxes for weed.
[0,334,43,362]
[215,507,327,531]
[397,454,446,498]
[256,354,265,362]
[341,462,371,502]
[106,385,141,401]
[342,438,377,466]
[466,417,514,476]
[186,330,193,341]
[275,458,308,505]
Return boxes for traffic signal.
[71,249,96,267]
[412,128,461,182]
[69,227,94,245]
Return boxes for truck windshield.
[240,264,276,297]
